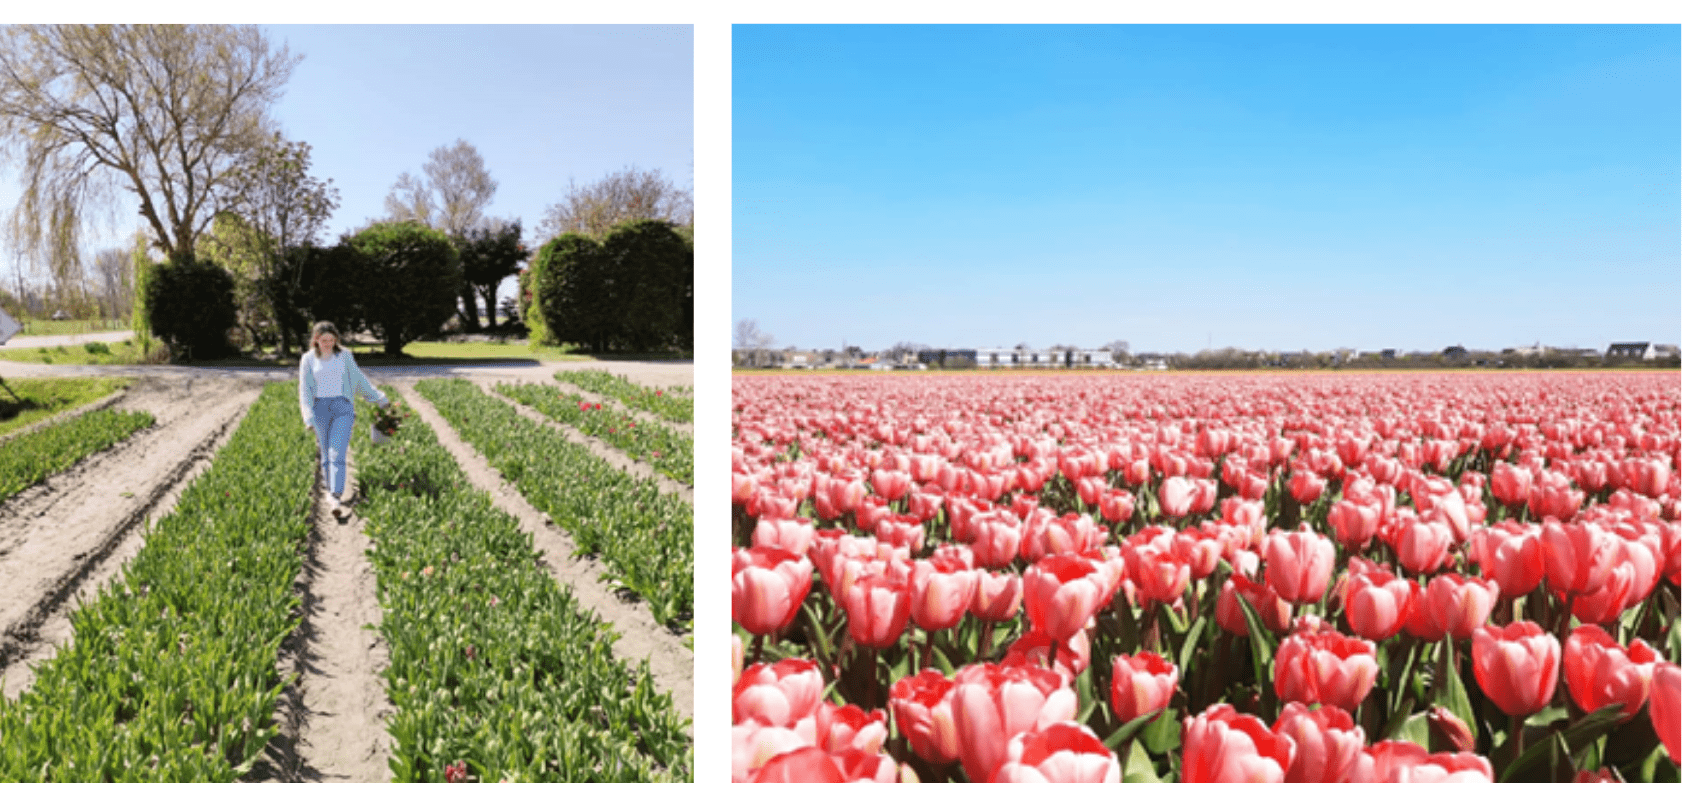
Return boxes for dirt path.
[480,379,693,504]
[0,375,261,696]
[394,380,693,730]
[0,330,135,350]
[257,453,393,783]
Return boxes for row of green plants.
[552,369,693,424]
[0,408,155,503]
[0,384,312,781]
[349,387,690,782]
[413,379,693,631]
[496,382,692,484]
[0,376,129,437]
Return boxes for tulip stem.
[748,633,765,669]
[1510,714,1525,762]
[977,619,992,662]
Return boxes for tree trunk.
[459,283,481,332]
[481,285,500,328]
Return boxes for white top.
[310,350,346,399]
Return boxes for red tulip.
[1541,518,1624,597]
[1327,499,1379,552]
[870,467,913,502]
[874,513,925,553]
[1389,517,1455,575]
[1472,622,1561,717]
[1263,526,1335,605]
[1345,740,1493,782]
[969,568,1023,623]
[952,661,1078,782]
[1563,624,1661,717]
[1287,469,1326,505]
[1422,574,1499,639]
[731,546,815,637]
[1472,523,1545,601]
[1125,544,1191,606]
[1099,487,1137,523]
[889,669,961,765]
[909,554,977,633]
[994,723,1119,783]
[751,517,817,557]
[1023,553,1110,642]
[840,568,911,649]
[1528,474,1583,522]
[1341,557,1417,641]
[813,474,865,521]
[1567,561,1637,625]
[1111,651,1179,723]
[731,720,811,781]
[1649,662,1680,765]
[750,747,848,782]
[1273,628,1379,712]
[1490,462,1534,507]
[733,658,824,727]
[1272,703,1365,783]
[1004,626,1092,683]
[1181,703,1296,782]
[1217,573,1292,637]
[810,700,889,756]
[967,508,1021,568]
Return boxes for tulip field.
[730,371,1681,782]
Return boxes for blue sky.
[731,24,1680,354]
[2,24,693,313]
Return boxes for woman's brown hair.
[310,321,343,355]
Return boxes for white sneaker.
[326,492,345,519]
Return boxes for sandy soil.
[255,454,393,783]
[396,380,694,730]
[0,375,261,696]
[0,330,136,350]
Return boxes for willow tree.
[0,25,299,274]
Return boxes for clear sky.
[1,24,693,314]
[731,24,1680,355]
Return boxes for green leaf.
[1499,704,1626,782]
[1102,709,1160,751]
[1141,705,1183,755]
[1121,738,1160,783]
[1233,591,1276,703]
[1432,635,1478,739]
[1177,612,1206,677]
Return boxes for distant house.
[1072,349,1115,368]
[783,351,814,369]
[1379,349,1398,359]
[976,348,1018,368]
[1608,342,1679,361]
[1442,345,1468,361]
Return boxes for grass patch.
[0,377,132,437]
[13,318,129,337]
[0,340,153,366]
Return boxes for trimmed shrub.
[144,257,238,361]
[531,220,690,353]
[344,221,461,356]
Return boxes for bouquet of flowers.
[371,404,407,444]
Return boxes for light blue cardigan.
[298,348,390,430]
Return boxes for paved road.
[0,330,136,349]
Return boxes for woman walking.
[298,322,390,520]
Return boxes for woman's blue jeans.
[312,396,356,499]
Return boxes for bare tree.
[383,139,497,330]
[90,247,131,320]
[539,166,692,243]
[203,134,338,354]
[734,318,774,367]
[0,25,300,271]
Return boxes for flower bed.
[0,383,310,781]
[414,379,692,631]
[497,381,692,483]
[0,407,154,503]
[553,369,692,424]
[730,372,1681,782]
[351,387,691,782]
